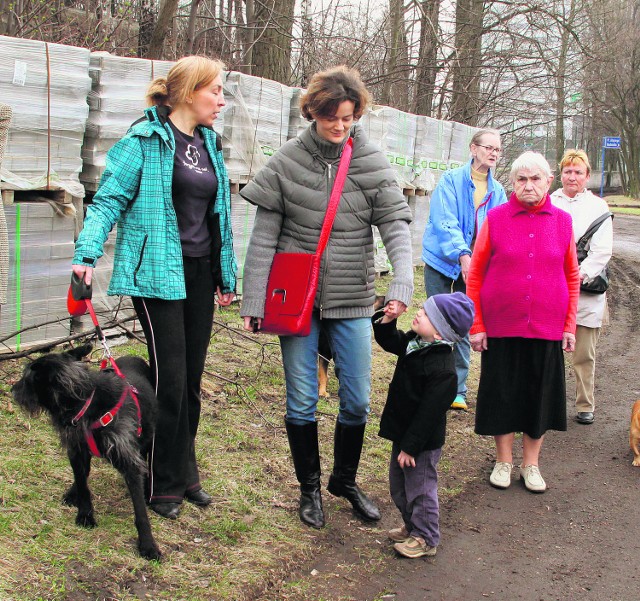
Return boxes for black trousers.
[132,256,215,504]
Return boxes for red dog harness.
[71,361,142,458]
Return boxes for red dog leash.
[68,274,142,456]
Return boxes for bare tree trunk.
[146,0,180,59]
[450,0,483,125]
[185,0,203,54]
[382,0,410,110]
[414,0,440,116]
[251,0,295,84]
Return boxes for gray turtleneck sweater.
[240,121,414,320]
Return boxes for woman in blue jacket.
[421,128,507,412]
[72,56,237,520]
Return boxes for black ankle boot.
[327,421,381,522]
[285,419,325,529]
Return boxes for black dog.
[11,343,161,560]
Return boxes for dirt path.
[283,214,640,601]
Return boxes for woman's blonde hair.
[146,56,225,108]
[470,128,501,148]
[558,149,591,175]
[300,66,371,121]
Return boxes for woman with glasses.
[421,129,507,412]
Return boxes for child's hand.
[397,450,416,468]
[384,300,407,320]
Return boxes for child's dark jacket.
[373,311,457,456]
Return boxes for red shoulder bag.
[260,137,353,337]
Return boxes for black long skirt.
[474,337,567,439]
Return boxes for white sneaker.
[489,461,513,489]
[520,464,547,493]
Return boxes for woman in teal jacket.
[421,128,507,412]
[73,56,237,520]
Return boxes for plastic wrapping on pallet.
[230,193,257,296]
[0,36,91,197]
[222,72,294,183]
[360,106,421,190]
[0,202,128,351]
[80,53,176,189]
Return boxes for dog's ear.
[68,343,93,361]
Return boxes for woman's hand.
[470,332,488,352]
[216,287,235,307]
[397,450,416,469]
[460,254,472,283]
[243,316,262,332]
[384,300,407,320]
[562,331,576,352]
[72,264,94,286]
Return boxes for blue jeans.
[280,313,372,426]
[424,264,470,399]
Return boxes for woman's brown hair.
[300,66,371,121]
[146,56,225,108]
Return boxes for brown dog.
[317,295,386,398]
[630,400,640,466]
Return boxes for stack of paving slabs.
[360,106,420,192]
[222,72,295,183]
[80,53,175,191]
[0,36,91,197]
[1,201,122,352]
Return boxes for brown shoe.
[388,525,410,542]
[393,536,437,558]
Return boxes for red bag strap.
[315,136,353,258]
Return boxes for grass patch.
[0,269,492,600]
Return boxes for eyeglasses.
[474,143,502,155]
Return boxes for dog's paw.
[632,457,640,467]
[63,490,78,507]
[76,512,97,528]
[139,541,162,561]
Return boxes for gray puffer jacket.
[240,122,414,320]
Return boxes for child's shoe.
[388,525,410,542]
[451,394,468,411]
[393,536,437,558]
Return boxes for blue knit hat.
[423,292,475,344]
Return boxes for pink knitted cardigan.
[467,193,579,340]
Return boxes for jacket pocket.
[210,212,223,289]
[133,234,148,287]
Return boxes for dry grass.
[0,270,492,601]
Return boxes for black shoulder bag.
[576,211,613,294]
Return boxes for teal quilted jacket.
[74,105,237,299]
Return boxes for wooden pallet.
[1,187,74,205]
[402,187,428,197]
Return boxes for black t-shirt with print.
[168,118,219,257]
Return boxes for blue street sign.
[600,136,622,197]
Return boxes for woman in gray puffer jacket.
[240,66,413,529]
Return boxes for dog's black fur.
[11,343,161,560]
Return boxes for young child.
[372,292,474,558]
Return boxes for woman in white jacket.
[551,149,613,425]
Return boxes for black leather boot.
[327,421,381,522]
[285,419,325,529]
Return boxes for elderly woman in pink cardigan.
[466,152,580,494]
